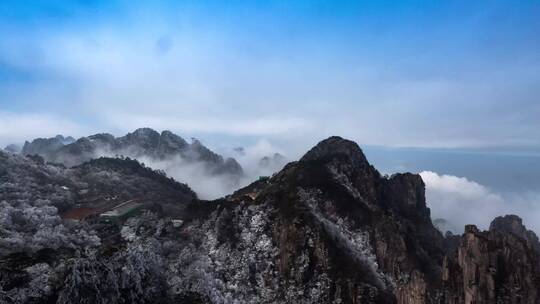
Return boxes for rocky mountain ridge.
[1,136,538,303]
[172,136,540,303]
[20,128,243,178]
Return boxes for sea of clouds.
[420,171,540,234]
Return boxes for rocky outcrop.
[490,215,540,254]
[156,130,189,157]
[442,223,540,304]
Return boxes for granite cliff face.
[442,223,540,304]
[1,136,539,304]
[489,215,540,254]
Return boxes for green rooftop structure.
[99,200,143,221]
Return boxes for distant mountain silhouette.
[20,128,243,178]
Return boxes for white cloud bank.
[420,171,540,234]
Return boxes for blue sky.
[1,0,539,152]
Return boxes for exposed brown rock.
[442,224,540,304]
